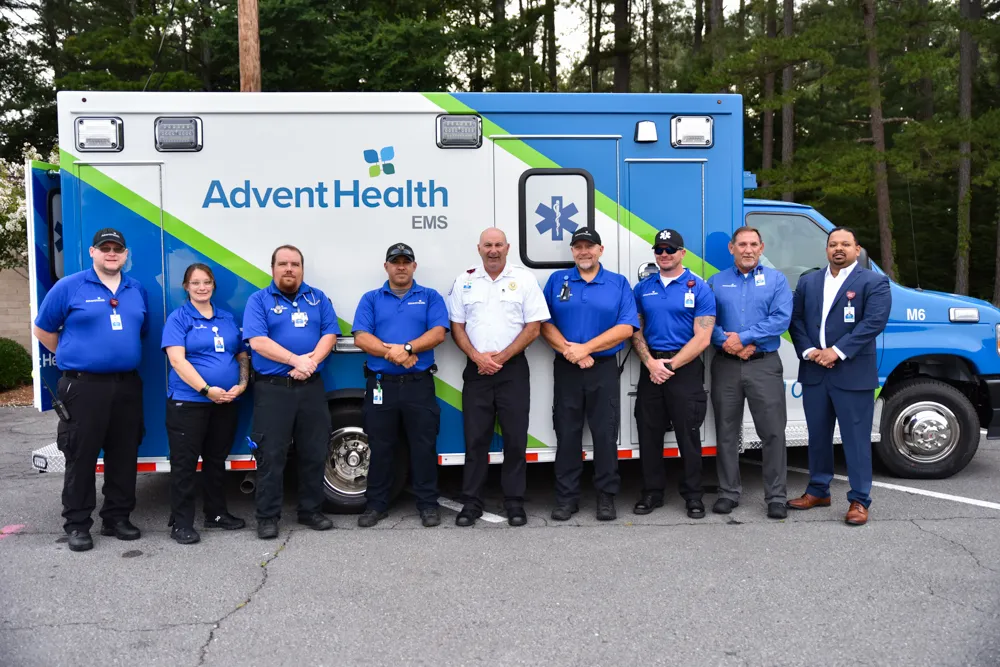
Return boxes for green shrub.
[0,337,31,391]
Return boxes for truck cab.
[742,198,1000,478]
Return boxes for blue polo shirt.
[352,281,450,375]
[34,268,149,373]
[543,264,639,358]
[162,301,245,402]
[634,268,715,351]
[707,264,792,354]
[242,281,339,375]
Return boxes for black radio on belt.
[42,377,71,421]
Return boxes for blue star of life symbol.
[535,196,579,241]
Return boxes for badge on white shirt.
[684,292,695,309]
[844,306,855,323]
[291,311,308,328]
[754,272,766,287]
[110,313,123,331]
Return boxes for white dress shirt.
[446,263,550,353]
[803,261,857,361]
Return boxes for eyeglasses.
[654,246,682,255]
[97,245,125,255]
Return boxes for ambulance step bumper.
[741,397,883,451]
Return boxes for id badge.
[754,272,766,287]
[372,387,383,405]
[110,313,123,331]
[684,291,695,309]
[291,311,308,328]
[214,336,226,353]
[844,306,856,323]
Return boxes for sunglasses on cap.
[654,246,682,255]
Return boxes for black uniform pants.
[364,372,440,513]
[55,372,143,533]
[553,355,621,505]
[461,353,530,510]
[635,356,708,501]
[251,377,331,521]
[165,400,239,529]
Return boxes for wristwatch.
[200,385,211,396]
[403,343,413,354]
[664,362,674,372]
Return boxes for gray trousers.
[710,352,787,504]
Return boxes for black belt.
[556,354,616,364]
[367,370,434,383]
[253,372,321,387]
[719,349,773,362]
[63,370,138,382]
[650,350,680,360]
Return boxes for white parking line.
[438,498,506,523]
[742,459,1000,511]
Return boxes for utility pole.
[238,0,261,91]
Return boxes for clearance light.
[949,307,979,323]
[75,117,124,152]
[634,121,658,143]
[670,116,714,148]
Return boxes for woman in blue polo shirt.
[162,263,249,544]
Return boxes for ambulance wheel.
[324,400,408,513]
[877,379,979,479]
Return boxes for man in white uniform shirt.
[446,227,550,527]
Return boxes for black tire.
[324,400,409,513]
[877,378,979,479]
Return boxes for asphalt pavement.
[1,406,998,667]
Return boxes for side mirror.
[858,247,871,270]
[638,262,657,282]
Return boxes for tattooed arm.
[669,315,715,370]
[632,315,673,383]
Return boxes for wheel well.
[326,388,364,404]
[882,355,988,426]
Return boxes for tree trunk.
[862,0,895,280]
[761,0,776,189]
[199,0,212,91]
[545,0,557,90]
[237,0,261,92]
[493,0,508,91]
[992,187,1000,306]
[612,0,630,92]
[780,0,794,202]
[738,0,745,38]
[709,0,724,66]
[954,0,978,295]
[651,0,661,91]
[917,0,933,120]
[642,0,650,91]
[694,0,703,52]
[589,0,601,91]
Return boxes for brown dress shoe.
[786,493,832,510]
[845,502,869,526]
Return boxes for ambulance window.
[518,168,595,269]
[747,212,828,290]
[48,190,64,282]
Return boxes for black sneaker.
[67,530,93,552]
[596,493,617,521]
[550,504,579,521]
[357,509,388,528]
[633,494,664,515]
[686,499,706,519]
[257,518,279,540]
[712,498,739,515]
[419,507,441,528]
[100,519,141,541]
[171,526,201,545]
[205,513,246,530]
[767,502,788,520]
[455,506,482,527]
[298,512,333,531]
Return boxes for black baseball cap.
[385,242,415,262]
[652,228,684,249]
[92,228,126,249]
[569,228,602,246]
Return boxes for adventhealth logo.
[364,147,395,177]
[535,196,579,241]
[201,146,449,209]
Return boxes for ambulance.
[26,91,1000,511]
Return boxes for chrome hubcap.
[325,426,369,497]
[891,401,960,464]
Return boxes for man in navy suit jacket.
[788,227,891,525]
